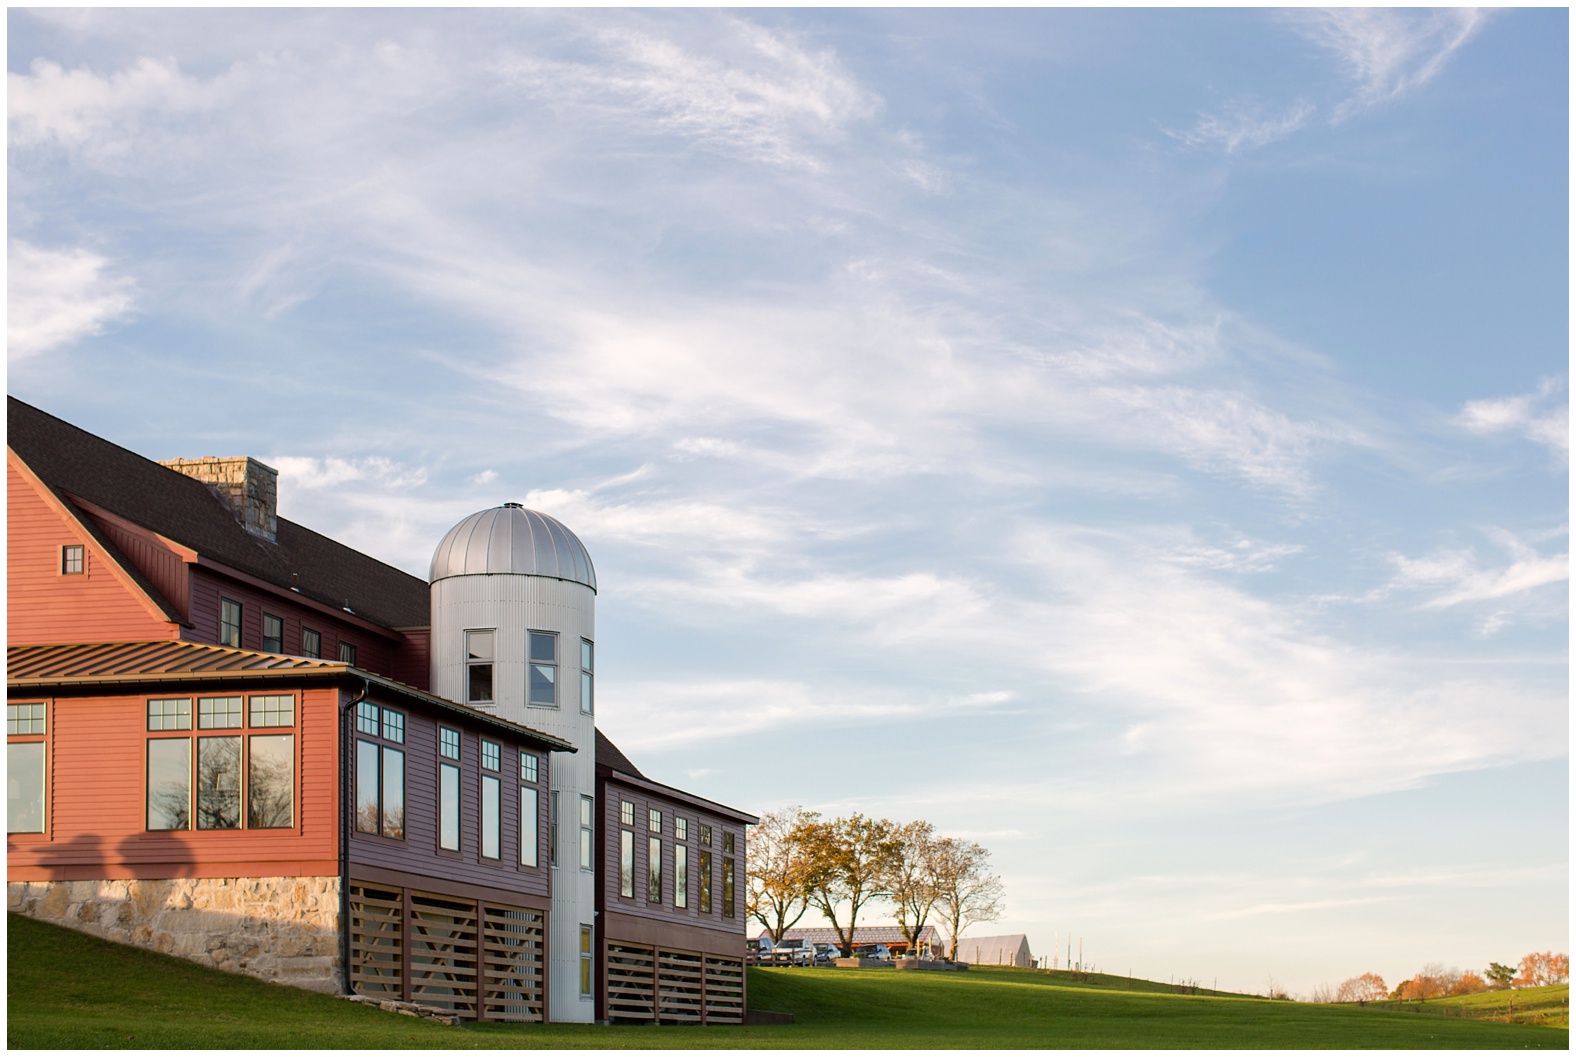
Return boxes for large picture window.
[520,784,540,868]
[528,631,556,706]
[353,705,405,840]
[620,830,634,898]
[675,843,689,909]
[147,694,295,832]
[698,850,712,914]
[8,702,47,835]
[481,773,501,859]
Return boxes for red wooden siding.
[78,504,193,621]
[6,683,340,881]
[7,459,177,646]
[393,628,431,691]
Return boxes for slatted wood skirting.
[349,884,404,998]
[409,891,480,1017]
[702,954,745,1024]
[605,941,745,1025]
[481,905,545,1022]
[606,942,658,1022]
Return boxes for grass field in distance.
[8,914,1567,1049]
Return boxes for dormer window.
[61,544,84,575]
[220,598,242,648]
[467,630,495,704]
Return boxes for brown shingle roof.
[8,397,430,629]
[595,729,645,778]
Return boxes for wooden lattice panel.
[349,884,403,998]
[606,942,657,1022]
[481,905,544,1022]
[657,948,705,1024]
[703,954,745,1024]
[409,891,479,1016]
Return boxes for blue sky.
[8,8,1567,995]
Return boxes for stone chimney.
[160,456,279,543]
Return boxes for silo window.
[467,630,494,704]
[580,639,594,715]
[528,632,556,706]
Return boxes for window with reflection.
[8,703,48,835]
[145,694,297,833]
[440,763,461,851]
[467,630,495,704]
[528,631,556,705]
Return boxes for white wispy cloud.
[1165,99,1315,154]
[1388,528,1568,611]
[7,241,135,361]
[1290,7,1491,121]
[1456,377,1568,463]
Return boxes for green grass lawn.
[8,914,1567,1049]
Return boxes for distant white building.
[763,924,943,958]
[958,933,1033,967]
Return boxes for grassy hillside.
[1375,985,1569,1028]
[8,915,1567,1049]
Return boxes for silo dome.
[429,503,597,591]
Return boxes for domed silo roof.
[429,504,597,592]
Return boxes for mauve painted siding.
[8,461,176,645]
[393,628,430,691]
[6,683,339,880]
[600,778,747,940]
[185,568,399,677]
[348,703,551,901]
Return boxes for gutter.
[340,677,370,996]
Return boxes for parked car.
[770,938,816,966]
[853,943,893,962]
[813,942,839,965]
[746,938,765,966]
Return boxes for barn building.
[6,396,755,1025]
[957,933,1034,967]
[762,924,945,959]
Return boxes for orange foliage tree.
[1514,952,1570,988]
[1336,973,1388,1003]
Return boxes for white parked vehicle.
[770,938,817,965]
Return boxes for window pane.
[195,736,241,830]
[146,698,190,732]
[482,775,501,859]
[698,851,711,914]
[302,628,321,658]
[648,808,661,833]
[550,791,559,867]
[676,817,687,842]
[9,702,46,735]
[381,709,405,744]
[147,739,190,830]
[197,696,241,729]
[440,728,460,760]
[380,746,404,839]
[581,639,593,671]
[62,544,84,574]
[356,701,379,736]
[723,857,735,917]
[648,836,662,902]
[724,831,735,853]
[520,786,539,867]
[579,795,594,870]
[439,763,460,851]
[356,740,379,834]
[620,800,633,826]
[469,663,493,704]
[249,735,295,829]
[620,831,634,898]
[581,672,593,714]
[8,742,45,833]
[529,632,556,663]
[482,741,500,771]
[262,614,283,653]
[700,824,712,847]
[248,694,294,728]
[220,598,241,647]
[529,664,555,705]
[520,753,538,783]
[339,642,357,665]
[675,844,688,909]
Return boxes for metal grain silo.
[430,503,598,1023]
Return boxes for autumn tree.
[881,820,943,958]
[1514,951,1570,988]
[1450,970,1488,996]
[1335,973,1388,1003]
[931,837,1004,960]
[746,805,819,944]
[798,813,901,957]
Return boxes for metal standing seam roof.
[6,640,576,753]
[429,504,597,591]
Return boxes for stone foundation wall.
[8,875,342,993]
